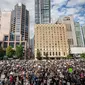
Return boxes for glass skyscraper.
[81,25,85,46]
[10,3,29,42]
[35,0,51,24]
[74,22,83,47]
[0,3,29,58]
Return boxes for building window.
[68,39,74,45]
[67,24,72,31]
[16,42,20,46]
[4,42,7,48]
[10,33,14,41]
[9,42,14,48]
[64,52,65,56]
[16,36,20,41]
[4,36,8,41]
[50,52,51,56]
[59,52,60,56]
[55,43,57,46]
[56,52,57,56]
[53,52,54,56]
[44,52,45,56]
[21,42,25,48]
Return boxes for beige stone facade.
[0,11,11,41]
[34,24,69,58]
[56,15,77,47]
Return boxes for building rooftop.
[18,3,22,6]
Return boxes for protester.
[0,59,85,85]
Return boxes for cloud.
[67,0,85,7]
[51,0,68,23]
[51,0,85,26]
[51,0,67,6]
[64,7,80,16]
[51,8,65,23]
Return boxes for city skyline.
[0,0,85,38]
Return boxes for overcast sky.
[0,0,85,38]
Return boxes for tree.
[67,54,73,59]
[0,47,5,59]
[45,52,49,60]
[12,49,15,56]
[6,46,14,58]
[36,49,42,60]
[16,44,23,59]
[80,53,85,59]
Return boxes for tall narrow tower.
[10,3,29,42]
[57,15,77,47]
[35,0,51,24]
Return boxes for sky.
[0,0,85,38]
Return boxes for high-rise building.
[10,3,29,42]
[10,3,29,58]
[35,0,51,24]
[74,22,83,47]
[81,25,85,46]
[0,3,29,58]
[30,37,34,53]
[56,15,77,47]
[0,11,11,44]
[34,24,69,59]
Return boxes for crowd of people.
[0,59,85,85]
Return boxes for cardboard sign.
[68,68,73,73]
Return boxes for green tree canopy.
[0,47,5,59]
[36,49,42,60]
[6,46,14,58]
[80,53,85,59]
[16,44,23,58]
[67,54,73,59]
[45,52,49,60]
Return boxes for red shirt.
[10,75,13,82]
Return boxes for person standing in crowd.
[0,59,85,85]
